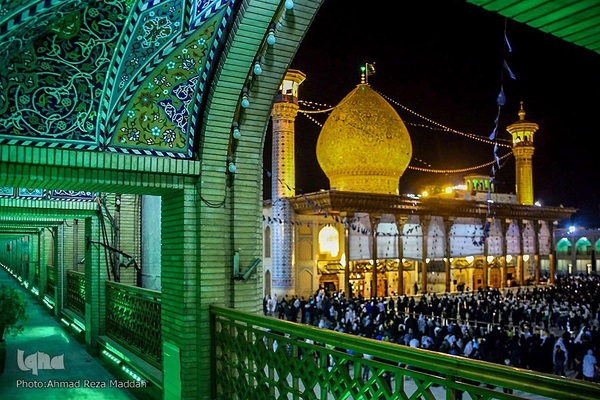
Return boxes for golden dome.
[316,84,412,194]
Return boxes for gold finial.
[518,101,526,120]
[361,63,376,85]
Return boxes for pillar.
[371,216,380,298]
[55,224,65,317]
[29,233,38,289]
[549,252,556,283]
[506,102,538,206]
[270,70,305,296]
[84,215,107,356]
[343,213,351,297]
[484,228,495,289]
[271,199,295,294]
[141,195,162,290]
[162,185,201,399]
[501,220,509,288]
[443,217,454,293]
[420,217,429,294]
[533,220,541,284]
[570,236,577,275]
[38,229,48,299]
[518,220,525,284]
[396,217,406,296]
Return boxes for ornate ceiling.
[0,0,231,157]
[2,1,598,160]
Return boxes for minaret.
[270,69,306,295]
[506,101,539,205]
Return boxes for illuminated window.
[556,238,571,256]
[575,237,592,255]
[319,226,339,257]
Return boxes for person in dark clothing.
[388,297,395,314]
[273,274,600,389]
[263,295,270,316]
[553,345,567,376]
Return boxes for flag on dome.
[366,63,376,76]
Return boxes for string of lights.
[378,92,513,148]
[408,151,513,174]
[297,111,323,128]
[264,22,520,249]
[297,90,514,175]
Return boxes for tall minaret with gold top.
[270,69,306,294]
[506,101,539,205]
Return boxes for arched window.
[575,237,592,255]
[556,238,571,256]
[264,226,271,258]
[319,226,339,257]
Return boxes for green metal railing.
[211,305,600,400]
[105,281,162,368]
[46,264,55,298]
[66,270,85,317]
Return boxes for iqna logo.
[17,349,65,375]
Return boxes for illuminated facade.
[555,227,600,276]
[506,101,539,205]
[270,70,306,294]
[0,3,597,399]
[263,71,578,299]
[0,2,324,398]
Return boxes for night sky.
[265,0,600,228]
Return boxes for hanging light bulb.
[285,0,294,10]
[266,28,276,46]
[232,123,241,139]
[253,61,262,75]
[227,156,236,173]
[241,89,250,108]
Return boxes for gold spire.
[518,100,526,121]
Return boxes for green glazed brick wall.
[118,194,142,286]
[0,1,325,398]
[161,183,201,398]
[63,220,75,273]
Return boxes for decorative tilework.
[0,187,96,201]
[49,190,96,201]
[17,187,44,198]
[0,1,128,149]
[103,2,230,157]
[0,187,15,197]
[0,0,234,158]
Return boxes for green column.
[161,184,200,400]
[55,224,65,317]
[85,215,106,356]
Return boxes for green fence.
[105,280,162,368]
[211,305,600,400]
[66,270,85,317]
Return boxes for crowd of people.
[263,275,600,382]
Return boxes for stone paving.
[0,268,141,400]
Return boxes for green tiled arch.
[0,1,325,398]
